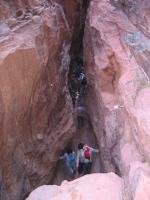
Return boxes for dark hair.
[66,147,73,155]
[78,143,84,149]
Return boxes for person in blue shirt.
[60,147,76,179]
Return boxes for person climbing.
[76,105,86,128]
[76,143,86,175]
[68,72,80,107]
[74,62,87,96]
[74,66,83,80]
[83,144,99,175]
[60,147,76,179]
[76,143,99,175]
[80,74,87,96]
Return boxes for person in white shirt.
[83,144,99,174]
[76,143,99,175]
[76,143,85,175]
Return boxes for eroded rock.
[128,161,150,200]
[1,0,150,199]
[26,173,124,200]
[0,1,80,200]
[84,0,150,175]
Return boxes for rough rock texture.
[26,173,124,200]
[128,161,150,200]
[84,0,150,198]
[0,0,41,20]
[1,0,150,199]
[0,1,80,200]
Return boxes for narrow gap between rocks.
[51,0,102,185]
[51,0,121,185]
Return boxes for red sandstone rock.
[84,0,150,176]
[0,1,80,200]
[84,0,150,198]
[1,0,150,199]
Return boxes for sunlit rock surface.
[26,173,124,200]
[128,161,150,200]
[84,0,150,198]
[84,0,150,173]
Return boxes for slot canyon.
[0,0,150,200]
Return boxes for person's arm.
[90,147,99,153]
[73,152,76,159]
[59,153,67,160]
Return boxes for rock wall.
[1,0,150,199]
[0,0,40,20]
[0,1,80,200]
[84,0,150,198]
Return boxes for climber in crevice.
[59,146,76,180]
[75,104,86,129]
[76,143,99,176]
[68,71,79,107]
[68,59,87,107]
[74,60,87,97]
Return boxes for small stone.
[37,134,43,140]
[0,22,10,35]
[32,15,41,23]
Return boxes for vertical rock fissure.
[51,0,103,185]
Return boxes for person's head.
[66,147,73,155]
[78,143,84,150]
[84,144,90,150]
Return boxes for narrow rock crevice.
[3,0,149,199]
[6,0,149,199]
[52,0,124,184]
[51,0,102,184]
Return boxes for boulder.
[26,173,124,200]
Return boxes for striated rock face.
[26,173,124,200]
[0,0,41,20]
[84,0,150,198]
[0,1,80,200]
[1,0,150,199]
